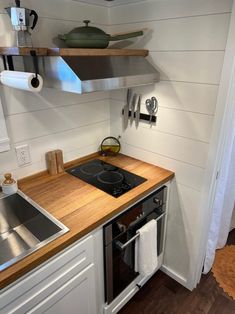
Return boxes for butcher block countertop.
[0,153,174,289]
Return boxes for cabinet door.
[29,264,97,314]
[1,236,94,314]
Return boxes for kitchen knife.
[130,93,137,124]
[123,88,132,129]
[135,95,141,128]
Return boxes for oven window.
[112,232,138,300]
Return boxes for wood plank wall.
[109,0,233,288]
[0,0,110,179]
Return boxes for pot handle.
[109,30,143,41]
[58,34,66,41]
[30,10,38,30]
[83,20,90,27]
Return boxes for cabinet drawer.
[1,235,94,314]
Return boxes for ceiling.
[72,0,146,7]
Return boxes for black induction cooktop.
[66,159,147,197]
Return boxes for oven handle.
[115,212,166,251]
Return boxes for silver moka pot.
[5,0,38,47]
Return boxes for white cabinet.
[29,264,96,314]
[0,232,104,314]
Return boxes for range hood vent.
[24,55,159,94]
[0,47,160,94]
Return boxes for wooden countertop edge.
[0,153,174,290]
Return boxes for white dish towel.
[135,219,158,276]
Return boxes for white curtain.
[203,126,235,274]
[230,205,235,231]
[217,137,235,247]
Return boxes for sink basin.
[0,191,69,271]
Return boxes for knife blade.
[123,88,132,129]
[130,93,137,124]
[135,95,141,128]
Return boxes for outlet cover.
[15,144,31,167]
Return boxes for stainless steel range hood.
[23,54,159,94]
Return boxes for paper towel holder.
[3,55,14,71]
[30,50,40,88]
[2,49,41,88]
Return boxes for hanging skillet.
[58,20,144,48]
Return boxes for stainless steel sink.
[0,190,69,271]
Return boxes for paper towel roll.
[0,70,43,92]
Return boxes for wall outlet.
[15,144,31,167]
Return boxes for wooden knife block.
[46,150,64,175]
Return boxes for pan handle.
[109,30,143,42]
[58,34,67,41]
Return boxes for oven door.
[104,186,167,304]
[104,209,166,304]
[105,226,138,304]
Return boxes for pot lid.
[69,20,106,36]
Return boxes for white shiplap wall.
[72,0,147,7]
[0,0,108,46]
[109,0,233,288]
[0,0,110,179]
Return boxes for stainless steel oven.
[103,186,167,304]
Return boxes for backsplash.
[0,0,110,179]
[0,87,110,179]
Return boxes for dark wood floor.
[119,229,235,314]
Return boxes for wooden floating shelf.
[0,47,48,56]
[0,47,149,57]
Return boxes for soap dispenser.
[1,173,18,195]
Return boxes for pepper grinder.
[1,173,18,195]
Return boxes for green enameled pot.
[58,20,143,48]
